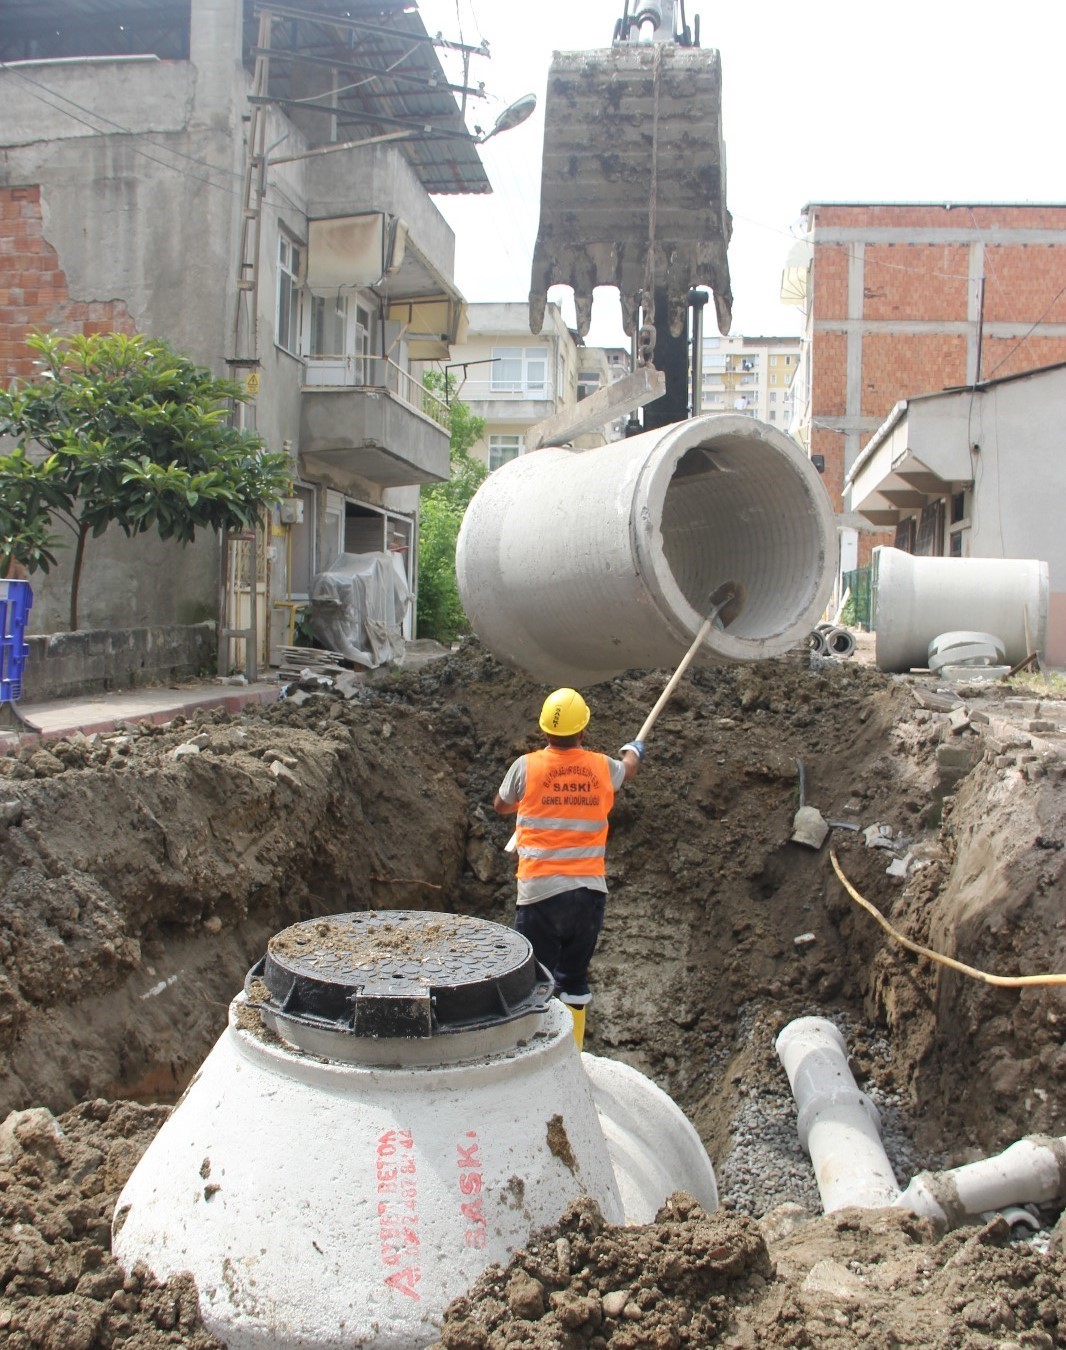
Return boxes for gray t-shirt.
[498,752,627,905]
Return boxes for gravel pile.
[714,1003,945,1219]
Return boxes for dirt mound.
[0,639,1064,1345]
[0,1100,220,1348]
[432,1193,1066,1349]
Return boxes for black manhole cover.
[246,911,552,1040]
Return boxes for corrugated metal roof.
[249,0,491,195]
[0,0,491,195]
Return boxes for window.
[277,236,303,355]
[769,391,777,403]
[577,371,601,401]
[354,304,371,382]
[489,434,523,470]
[310,294,347,357]
[948,489,970,557]
[491,347,548,395]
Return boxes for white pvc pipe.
[777,1017,1066,1232]
[895,1135,1066,1227]
[775,1017,900,1213]
[873,547,1048,673]
[456,414,836,686]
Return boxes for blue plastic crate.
[0,580,33,703]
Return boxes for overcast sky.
[418,0,1065,348]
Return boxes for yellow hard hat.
[539,688,590,737]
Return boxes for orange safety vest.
[516,747,615,881]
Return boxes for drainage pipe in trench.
[456,414,836,686]
[776,1016,1066,1228]
[775,1016,900,1213]
[896,1136,1066,1228]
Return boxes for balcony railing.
[303,356,450,432]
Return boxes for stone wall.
[23,624,217,702]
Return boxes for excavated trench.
[1,641,1064,1347]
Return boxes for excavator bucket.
[529,40,732,342]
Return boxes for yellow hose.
[829,848,1066,988]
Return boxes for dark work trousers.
[513,887,606,1003]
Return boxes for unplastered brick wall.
[859,332,968,419]
[806,202,1066,512]
[0,185,135,380]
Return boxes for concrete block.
[936,744,975,771]
[948,707,972,733]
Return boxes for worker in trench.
[493,688,643,1050]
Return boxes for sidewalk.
[0,679,281,754]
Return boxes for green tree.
[0,332,290,629]
[417,372,487,642]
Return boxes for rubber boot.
[568,1004,586,1052]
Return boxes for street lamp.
[474,93,537,144]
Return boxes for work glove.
[620,740,646,762]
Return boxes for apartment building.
[0,0,492,666]
[444,303,625,470]
[699,334,802,428]
[787,202,1066,572]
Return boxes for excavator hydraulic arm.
[529,19,732,345]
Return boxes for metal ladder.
[219,13,275,680]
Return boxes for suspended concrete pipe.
[456,414,837,686]
[873,548,1049,674]
[776,1016,1066,1228]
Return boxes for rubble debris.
[269,760,301,787]
[791,805,829,850]
[910,686,964,713]
[948,706,972,733]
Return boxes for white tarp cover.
[306,214,407,289]
[310,552,410,668]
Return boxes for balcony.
[300,358,451,489]
[453,376,558,427]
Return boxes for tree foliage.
[416,372,487,643]
[0,332,290,629]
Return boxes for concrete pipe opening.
[456,414,836,685]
